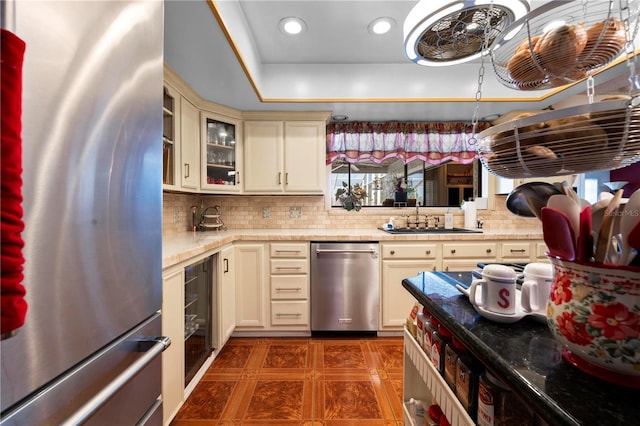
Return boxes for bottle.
[423,314,437,358]
[431,322,452,375]
[444,336,463,391]
[444,209,453,229]
[477,370,534,426]
[408,398,426,425]
[416,311,426,349]
[427,404,442,426]
[455,338,480,421]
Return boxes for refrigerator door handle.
[60,336,171,426]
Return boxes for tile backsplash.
[163,192,540,236]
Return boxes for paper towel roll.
[463,201,477,229]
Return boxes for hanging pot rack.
[477,96,640,178]
[490,0,639,91]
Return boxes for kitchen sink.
[382,227,482,234]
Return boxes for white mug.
[521,262,554,313]
[469,264,517,315]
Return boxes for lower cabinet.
[441,242,497,272]
[381,243,438,330]
[161,269,185,425]
[501,241,532,264]
[218,244,236,347]
[269,242,310,330]
[234,243,268,329]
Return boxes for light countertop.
[163,228,544,269]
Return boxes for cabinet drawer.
[381,243,437,259]
[270,259,309,275]
[442,260,495,272]
[442,242,496,258]
[271,275,308,300]
[270,243,309,258]
[502,242,531,259]
[271,301,309,326]
[535,242,549,259]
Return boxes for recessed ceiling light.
[368,17,395,35]
[279,17,307,35]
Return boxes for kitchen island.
[402,272,640,426]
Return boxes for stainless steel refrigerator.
[1,1,167,424]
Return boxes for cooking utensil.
[577,205,593,262]
[594,189,623,263]
[620,190,640,265]
[547,194,580,247]
[506,182,562,217]
[541,207,576,261]
[561,180,581,206]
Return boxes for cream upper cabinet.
[243,120,326,194]
[162,84,181,191]
[200,111,242,193]
[180,97,200,190]
[243,121,283,192]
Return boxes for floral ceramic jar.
[546,256,640,387]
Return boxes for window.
[330,158,481,208]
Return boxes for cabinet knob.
[390,250,395,255]
[426,250,431,255]
[445,266,449,271]
[450,249,456,254]
[432,266,436,271]
[486,248,492,253]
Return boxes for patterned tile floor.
[171,336,405,425]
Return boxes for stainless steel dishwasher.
[310,242,380,333]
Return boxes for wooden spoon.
[594,189,623,263]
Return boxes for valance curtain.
[326,121,491,165]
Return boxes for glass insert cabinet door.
[201,112,241,190]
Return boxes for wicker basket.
[478,97,640,178]
[490,0,638,91]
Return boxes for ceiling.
[163,0,635,122]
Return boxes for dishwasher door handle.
[315,248,377,254]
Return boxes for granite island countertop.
[402,271,640,426]
[162,228,544,269]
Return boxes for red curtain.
[326,121,491,165]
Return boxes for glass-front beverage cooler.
[184,254,217,385]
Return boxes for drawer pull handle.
[276,313,302,317]
[510,249,526,253]
[486,248,492,253]
[450,249,456,254]
[390,250,395,255]
[426,250,431,255]
[275,266,302,270]
[275,287,302,291]
[445,266,449,271]
[275,250,302,254]
[432,266,436,271]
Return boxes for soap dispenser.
[444,209,453,229]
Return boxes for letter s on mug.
[497,288,511,309]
